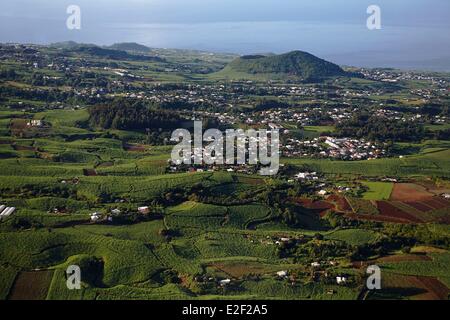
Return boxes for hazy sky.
[1,1,449,70]
[2,0,449,33]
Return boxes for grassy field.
[284,148,450,178]
[361,182,394,200]
[325,229,380,246]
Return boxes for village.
[283,136,387,160]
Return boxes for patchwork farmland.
[0,42,449,301]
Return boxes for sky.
[1,0,449,26]
[0,0,449,70]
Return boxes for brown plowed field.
[8,270,54,300]
[327,195,352,212]
[390,183,434,201]
[379,273,449,300]
[296,198,335,216]
[376,201,424,223]
[405,201,435,212]
[376,254,431,264]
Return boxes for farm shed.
[0,206,16,219]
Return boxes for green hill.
[51,42,163,62]
[217,51,356,81]
[108,42,152,53]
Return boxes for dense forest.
[88,99,186,132]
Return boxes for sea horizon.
[2,20,450,72]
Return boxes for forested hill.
[108,42,152,53]
[224,51,357,80]
[50,42,163,62]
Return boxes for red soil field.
[296,198,335,217]
[327,195,352,212]
[353,254,431,269]
[390,183,434,201]
[378,274,449,300]
[421,199,449,210]
[376,201,424,223]
[417,276,450,300]
[433,197,450,206]
[376,254,431,264]
[406,201,434,212]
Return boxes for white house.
[90,212,102,222]
[219,279,231,286]
[336,276,347,285]
[276,271,288,278]
[27,119,43,127]
[138,206,150,214]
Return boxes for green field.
[361,182,394,200]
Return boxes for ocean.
[1,18,449,71]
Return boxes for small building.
[276,271,288,278]
[336,276,347,285]
[27,119,43,127]
[219,279,231,286]
[0,206,16,219]
[90,212,102,222]
[311,262,321,268]
[111,209,121,215]
[138,206,150,214]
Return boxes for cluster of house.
[361,68,448,85]
[215,268,348,288]
[277,271,348,285]
[0,205,16,220]
[276,263,348,286]
[283,136,386,160]
[293,172,320,181]
[90,206,151,222]
[375,108,440,124]
[361,68,448,101]
[26,119,44,127]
